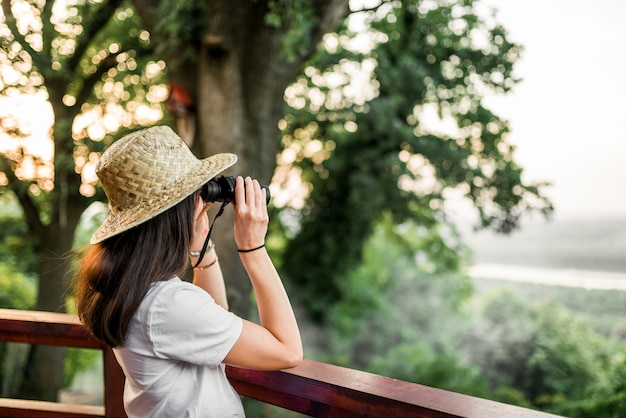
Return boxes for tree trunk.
[132,0,348,316]
[17,224,80,401]
[194,1,298,316]
[17,119,86,401]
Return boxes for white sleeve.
[148,281,243,367]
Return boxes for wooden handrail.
[0,308,125,418]
[0,309,99,348]
[0,308,563,418]
[226,362,563,418]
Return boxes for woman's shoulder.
[140,278,202,312]
[149,277,196,294]
[147,277,216,312]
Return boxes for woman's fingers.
[233,176,268,250]
[235,177,265,212]
[234,176,246,209]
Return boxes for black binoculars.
[200,176,270,205]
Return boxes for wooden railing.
[0,308,563,418]
[0,308,123,417]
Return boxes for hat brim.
[90,153,237,244]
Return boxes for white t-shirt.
[113,277,245,417]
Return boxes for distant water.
[469,263,626,291]
[460,216,626,290]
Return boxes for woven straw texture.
[90,126,237,244]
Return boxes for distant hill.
[460,216,626,273]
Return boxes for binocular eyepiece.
[200,176,271,205]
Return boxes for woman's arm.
[224,176,303,370]
[190,246,228,310]
[190,201,229,309]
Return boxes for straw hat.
[90,126,237,244]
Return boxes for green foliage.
[155,0,207,66]
[561,392,626,418]
[369,343,489,398]
[265,0,317,62]
[326,213,472,342]
[0,264,35,310]
[0,194,36,275]
[463,289,615,411]
[0,256,36,398]
[563,370,626,416]
[490,386,533,409]
[305,215,481,397]
[317,238,626,416]
[474,279,626,338]
[280,0,552,321]
[551,344,626,417]
[63,348,100,389]
[72,203,109,248]
[528,303,611,403]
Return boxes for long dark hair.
[74,193,197,347]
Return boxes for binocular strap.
[192,201,229,269]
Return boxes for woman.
[74,126,302,417]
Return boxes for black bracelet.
[237,243,265,253]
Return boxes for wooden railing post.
[102,347,125,418]
[0,308,126,417]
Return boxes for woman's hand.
[232,176,268,251]
[225,176,302,371]
[191,197,212,252]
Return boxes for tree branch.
[316,0,351,34]
[308,0,350,60]
[40,0,54,55]
[1,0,52,72]
[129,0,160,35]
[0,153,45,236]
[66,0,125,73]
[350,4,386,14]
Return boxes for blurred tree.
[0,263,35,397]
[278,0,552,320]
[556,344,626,417]
[370,343,490,398]
[0,0,162,400]
[0,196,36,396]
[463,290,613,411]
[324,214,472,358]
[0,194,36,274]
[318,214,485,396]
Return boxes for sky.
[476,0,626,221]
[460,0,626,281]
